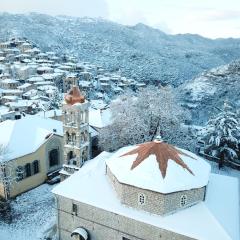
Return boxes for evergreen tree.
[202,104,240,168]
[49,88,63,109]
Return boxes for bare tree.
[0,145,15,222]
[99,86,195,152]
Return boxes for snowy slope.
[1,13,240,86]
[179,60,240,124]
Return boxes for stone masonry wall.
[106,167,206,216]
[56,195,195,240]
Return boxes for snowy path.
[0,184,57,240]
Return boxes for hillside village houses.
[0,37,136,199]
[0,37,145,123]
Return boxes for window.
[49,149,59,167]
[122,237,131,240]
[33,160,39,174]
[180,195,187,207]
[72,203,78,216]
[25,163,31,177]
[16,166,24,181]
[138,193,146,205]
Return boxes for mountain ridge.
[1,12,240,86]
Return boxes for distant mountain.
[1,12,240,86]
[179,60,240,124]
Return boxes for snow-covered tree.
[49,88,63,109]
[0,145,15,201]
[99,86,195,151]
[0,145,16,222]
[202,104,240,168]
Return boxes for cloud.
[0,0,109,18]
[153,22,172,34]
[195,9,240,21]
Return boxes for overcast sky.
[1,0,240,39]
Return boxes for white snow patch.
[106,145,211,193]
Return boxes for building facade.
[0,116,63,199]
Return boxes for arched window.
[33,160,39,174]
[82,148,88,162]
[84,131,88,141]
[81,132,85,143]
[180,195,187,207]
[49,149,59,167]
[72,133,76,145]
[71,228,88,240]
[25,163,31,177]
[16,166,24,181]
[138,193,146,205]
[66,131,71,144]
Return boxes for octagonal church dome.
[106,140,211,194]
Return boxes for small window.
[33,160,39,174]
[49,149,59,167]
[180,195,187,207]
[138,193,146,205]
[72,203,78,216]
[25,163,31,177]
[16,166,24,181]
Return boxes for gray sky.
[1,0,240,39]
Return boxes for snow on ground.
[208,160,240,239]
[208,160,240,208]
[0,184,57,240]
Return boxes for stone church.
[53,138,239,240]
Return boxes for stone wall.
[107,167,206,216]
[56,195,195,240]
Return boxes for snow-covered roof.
[5,99,40,107]
[22,89,38,97]
[106,144,211,194]
[36,109,62,118]
[18,83,32,89]
[2,89,22,94]
[52,152,239,240]
[0,106,11,115]
[27,76,44,82]
[0,116,63,161]
[1,79,19,84]
[3,96,18,101]
[89,107,112,129]
[90,99,108,110]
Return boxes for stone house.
[0,79,20,90]
[53,140,239,240]
[0,116,64,199]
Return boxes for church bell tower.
[61,85,90,179]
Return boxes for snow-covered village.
[0,1,240,240]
